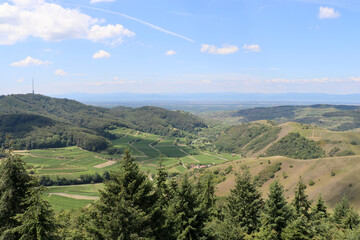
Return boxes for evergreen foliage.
[88,149,163,239]
[292,178,312,219]
[267,132,325,159]
[7,185,59,240]
[3,148,360,239]
[256,179,292,240]
[0,149,34,238]
[224,169,263,235]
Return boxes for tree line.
[1,148,360,239]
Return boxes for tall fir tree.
[224,169,263,236]
[333,196,360,230]
[6,185,59,240]
[311,195,327,220]
[197,172,217,222]
[89,149,163,239]
[255,179,292,240]
[281,215,315,240]
[0,148,35,239]
[168,175,204,240]
[292,178,312,219]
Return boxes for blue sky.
[1,0,360,95]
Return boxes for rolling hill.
[214,121,360,159]
[0,94,207,150]
[204,104,360,131]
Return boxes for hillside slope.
[0,94,207,150]
[214,121,360,158]
[213,155,360,210]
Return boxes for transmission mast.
[32,78,35,94]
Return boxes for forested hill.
[229,104,360,131]
[0,94,207,150]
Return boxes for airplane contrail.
[59,2,195,43]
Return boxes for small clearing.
[93,160,117,168]
[48,193,99,200]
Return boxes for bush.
[225,165,233,174]
[350,140,358,145]
[331,171,336,176]
[308,180,315,186]
[337,149,356,156]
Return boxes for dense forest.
[266,132,325,159]
[0,94,207,151]
[1,148,360,239]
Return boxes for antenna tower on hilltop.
[32,78,34,94]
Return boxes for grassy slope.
[213,155,360,210]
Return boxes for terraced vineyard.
[16,127,240,211]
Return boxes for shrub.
[331,171,336,177]
[308,180,315,186]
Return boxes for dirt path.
[48,193,99,200]
[254,123,294,157]
[93,160,117,168]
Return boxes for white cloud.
[319,6,340,19]
[200,80,211,84]
[90,0,115,3]
[200,44,239,55]
[0,0,135,45]
[243,44,261,52]
[17,78,24,82]
[93,50,111,59]
[88,24,135,46]
[350,76,360,82]
[10,56,51,67]
[166,50,176,56]
[55,69,67,76]
[271,78,293,83]
[313,77,329,83]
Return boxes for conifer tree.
[197,172,217,222]
[225,169,263,235]
[333,196,351,225]
[90,149,163,239]
[6,185,59,240]
[333,196,360,230]
[281,215,315,240]
[292,178,311,219]
[0,148,34,239]
[255,179,292,240]
[311,195,327,220]
[169,175,204,240]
